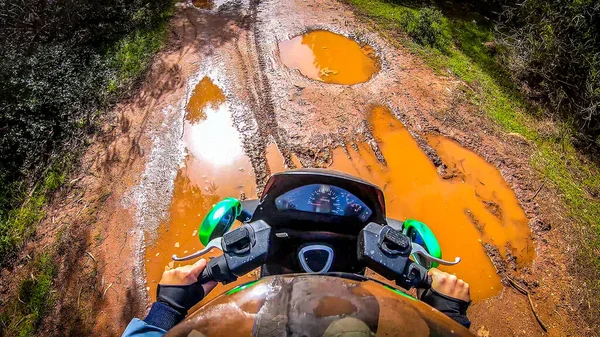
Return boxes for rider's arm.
[418,268,472,329]
[121,259,217,337]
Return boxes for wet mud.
[279,30,379,85]
[312,106,534,300]
[145,74,258,303]
[144,0,533,303]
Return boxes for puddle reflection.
[145,76,257,304]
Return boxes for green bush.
[383,0,599,149]
[406,7,451,50]
[497,0,600,146]
[0,0,173,266]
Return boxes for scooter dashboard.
[274,183,372,222]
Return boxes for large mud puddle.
[279,30,380,85]
[145,76,258,304]
[327,107,534,300]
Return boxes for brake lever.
[171,237,223,262]
[411,243,461,266]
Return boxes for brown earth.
[0,0,593,336]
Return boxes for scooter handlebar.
[398,260,433,290]
[195,220,272,286]
[198,255,237,284]
[420,273,433,289]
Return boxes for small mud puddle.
[279,30,380,85]
[145,76,258,305]
[266,142,287,173]
[328,106,534,300]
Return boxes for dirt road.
[35,0,591,336]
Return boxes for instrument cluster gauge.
[308,185,344,216]
[274,184,372,221]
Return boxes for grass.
[0,162,67,267]
[107,10,173,95]
[345,0,600,285]
[0,253,56,337]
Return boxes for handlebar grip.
[198,267,214,284]
[198,255,237,284]
[420,274,433,289]
[400,261,432,290]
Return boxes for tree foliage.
[0,0,173,268]
[0,0,173,211]
[497,0,600,146]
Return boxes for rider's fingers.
[428,268,443,279]
[189,258,208,279]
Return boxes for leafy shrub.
[0,0,173,265]
[399,7,451,50]
[410,8,451,49]
[497,0,600,146]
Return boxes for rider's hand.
[428,268,470,302]
[418,268,471,328]
[157,258,218,315]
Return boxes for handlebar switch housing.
[223,227,252,254]
[223,220,271,280]
[380,226,411,256]
[358,223,411,281]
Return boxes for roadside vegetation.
[0,0,174,335]
[0,254,56,336]
[345,0,600,324]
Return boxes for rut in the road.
[235,0,297,191]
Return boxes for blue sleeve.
[121,318,167,337]
[121,302,185,337]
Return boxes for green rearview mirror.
[403,219,442,269]
[199,197,242,246]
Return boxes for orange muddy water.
[185,77,226,124]
[145,76,258,304]
[145,87,533,303]
[327,107,534,300]
[279,30,380,85]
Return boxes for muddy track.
[240,0,297,191]
[9,0,588,336]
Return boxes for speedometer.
[275,184,372,221]
[308,185,343,216]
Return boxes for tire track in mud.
[236,0,297,190]
[233,0,411,186]
[240,2,415,175]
